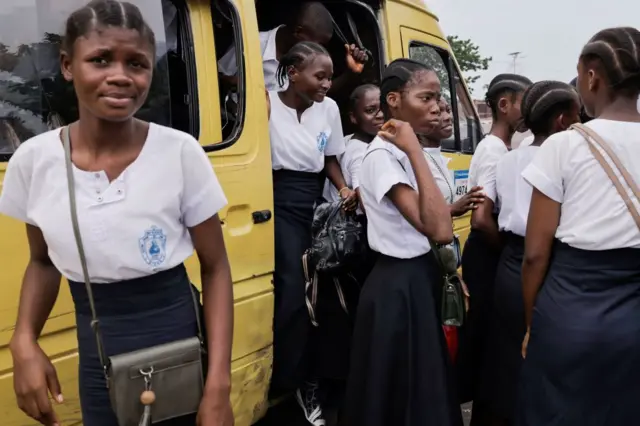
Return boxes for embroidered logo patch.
[317,131,328,152]
[139,226,167,267]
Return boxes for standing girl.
[478,81,580,426]
[266,41,355,425]
[0,1,234,425]
[457,73,531,413]
[345,58,462,426]
[517,27,640,425]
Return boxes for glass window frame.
[205,0,245,152]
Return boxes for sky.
[425,0,640,97]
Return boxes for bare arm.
[10,224,61,349]
[388,147,454,245]
[189,216,234,396]
[471,198,501,247]
[522,189,560,328]
[325,156,347,190]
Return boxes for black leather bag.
[303,200,366,325]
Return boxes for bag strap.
[362,146,454,276]
[62,126,206,374]
[571,123,640,231]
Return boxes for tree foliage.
[447,35,492,91]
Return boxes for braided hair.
[349,84,379,112]
[380,58,434,119]
[485,73,532,120]
[521,81,580,135]
[275,41,330,88]
[63,0,156,57]
[580,27,640,98]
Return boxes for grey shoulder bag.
[62,126,205,426]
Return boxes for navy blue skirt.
[70,264,201,426]
[516,241,640,426]
[344,253,463,426]
[270,170,322,396]
[477,232,526,422]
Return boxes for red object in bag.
[443,325,459,364]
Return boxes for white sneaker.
[295,380,326,426]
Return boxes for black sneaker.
[295,380,326,426]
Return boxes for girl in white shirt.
[517,27,640,425]
[345,58,462,426]
[0,2,233,425]
[479,81,580,425]
[266,41,355,424]
[457,73,532,411]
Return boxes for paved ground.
[255,398,473,426]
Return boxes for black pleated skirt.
[344,252,463,426]
[477,232,526,422]
[270,169,322,395]
[69,264,200,426]
[457,229,502,403]
[516,241,640,426]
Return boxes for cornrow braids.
[580,26,640,98]
[521,80,580,135]
[380,58,433,119]
[275,41,330,88]
[349,84,379,112]
[485,73,533,119]
[63,0,156,57]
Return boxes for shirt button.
[96,189,101,194]
[94,173,101,179]
[97,196,103,203]
[117,189,123,195]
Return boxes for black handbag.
[303,200,366,325]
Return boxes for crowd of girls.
[0,1,638,425]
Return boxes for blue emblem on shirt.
[139,226,167,267]
[317,131,328,152]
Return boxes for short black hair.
[275,41,330,87]
[485,73,532,119]
[380,58,433,119]
[349,84,379,112]
[290,2,334,38]
[62,0,156,57]
[580,27,640,98]
[521,80,580,135]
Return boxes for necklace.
[424,150,454,203]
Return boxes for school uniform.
[322,134,367,204]
[477,144,538,421]
[0,124,227,425]
[516,119,640,426]
[267,91,345,395]
[457,134,508,403]
[219,26,287,91]
[344,137,462,426]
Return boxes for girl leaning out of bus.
[517,27,640,425]
[422,97,483,363]
[457,73,532,415]
[478,80,580,426]
[345,58,463,426]
[266,41,356,425]
[0,1,234,425]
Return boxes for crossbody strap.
[62,126,206,375]
[571,123,640,231]
[362,146,452,274]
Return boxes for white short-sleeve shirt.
[496,145,538,237]
[522,119,640,250]
[269,92,345,173]
[469,135,509,204]
[359,137,431,258]
[322,135,368,202]
[0,124,228,283]
[423,146,454,204]
[218,26,287,92]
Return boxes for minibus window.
[408,41,481,154]
[0,0,197,161]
